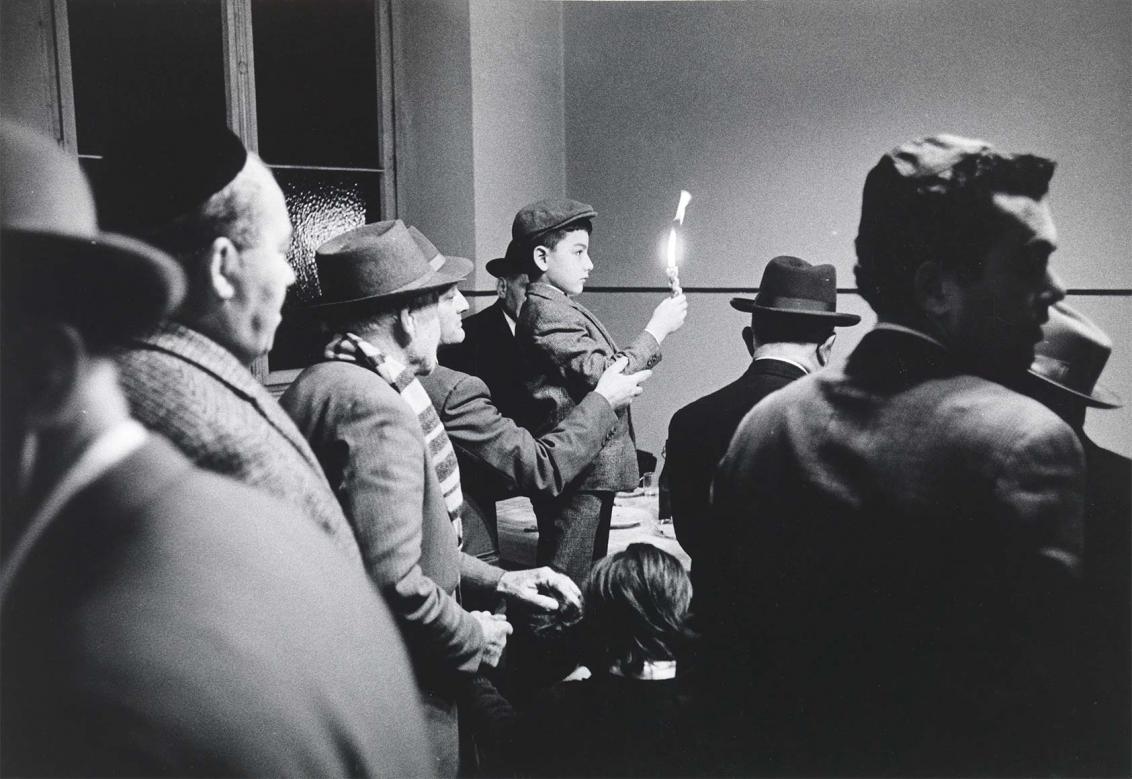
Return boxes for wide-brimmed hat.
[1028,302,1122,409]
[311,220,471,309]
[406,225,474,281]
[730,255,861,326]
[485,239,528,278]
[1,121,184,343]
[512,198,597,244]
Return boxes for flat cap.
[512,198,596,244]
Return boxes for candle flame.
[666,227,678,269]
[674,190,692,224]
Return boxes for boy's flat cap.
[512,198,596,243]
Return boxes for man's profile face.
[407,300,443,375]
[438,284,469,345]
[227,172,295,364]
[538,229,592,296]
[943,193,1064,378]
[498,272,528,321]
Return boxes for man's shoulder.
[286,360,394,401]
[421,365,489,411]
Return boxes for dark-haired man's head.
[99,122,295,366]
[855,134,1064,379]
[582,543,692,675]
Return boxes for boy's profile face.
[535,229,593,296]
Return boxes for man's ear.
[206,237,239,302]
[532,245,550,273]
[741,326,755,357]
[24,324,86,429]
[496,276,508,300]
[395,305,417,345]
[912,260,953,319]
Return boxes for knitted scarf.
[324,332,463,546]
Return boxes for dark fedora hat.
[485,239,527,278]
[730,255,861,326]
[1,120,184,344]
[512,198,597,244]
[407,225,474,280]
[311,219,470,309]
[1028,302,1122,409]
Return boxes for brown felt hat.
[485,239,528,278]
[311,220,470,309]
[730,256,860,326]
[1028,302,1122,409]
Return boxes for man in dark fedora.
[1015,302,1130,775]
[98,119,362,562]
[440,239,530,422]
[699,135,1084,775]
[662,255,859,579]
[280,220,583,777]
[1,122,433,777]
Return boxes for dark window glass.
[68,0,226,156]
[269,167,384,370]
[251,0,380,167]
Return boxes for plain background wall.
[560,0,1131,459]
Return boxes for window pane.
[251,0,380,168]
[269,167,383,370]
[68,0,226,156]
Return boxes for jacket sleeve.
[523,297,660,395]
[441,372,619,497]
[328,381,485,676]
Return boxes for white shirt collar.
[609,659,678,681]
[752,356,810,375]
[1,419,148,600]
[872,322,947,350]
[501,306,517,336]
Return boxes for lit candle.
[665,190,691,296]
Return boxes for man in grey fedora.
[1015,302,1130,775]
[698,135,1084,775]
[280,219,582,777]
[662,255,859,582]
[1,122,433,777]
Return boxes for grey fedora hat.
[730,255,860,326]
[1028,302,1122,409]
[311,220,470,309]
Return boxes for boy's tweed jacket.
[516,281,661,492]
[114,323,361,563]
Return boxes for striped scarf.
[324,332,463,547]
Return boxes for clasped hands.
[473,567,582,669]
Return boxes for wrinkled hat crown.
[730,256,860,326]
[313,219,470,309]
[512,198,597,243]
[1029,302,1122,408]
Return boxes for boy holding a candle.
[512,198,688,584]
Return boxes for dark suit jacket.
[517,282,661,492]
[1,436,433,778]
[700,328,1086,776]
[421,366,618,565]
[663,358,806,570]
[439,301,528,422]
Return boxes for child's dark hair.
[523,218,594,277]
[581,543,693,674]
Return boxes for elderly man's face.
[226,171,295,364]
[942,193,1064,378]
[438,284,469,345]
[406,299,443,375]
[498,272,528,321]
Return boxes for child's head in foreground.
[582,543,693,676]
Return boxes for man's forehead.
[990,192,1058,247]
